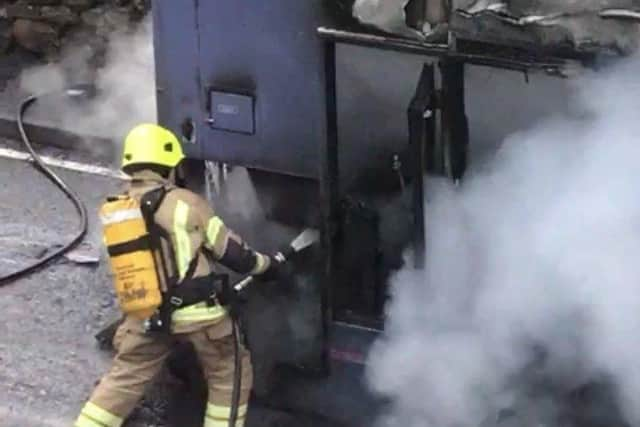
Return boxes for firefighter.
[75,123,282,427]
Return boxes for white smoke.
[86,17,156,140]
[368,56,640,427]
[18,15,155,149]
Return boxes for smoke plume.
[368,56,640,427]
[18,16,155,152]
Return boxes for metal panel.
[152,0,204,159]
[194,0,328,178]
[208,90,255,135]
[261,321,382,425]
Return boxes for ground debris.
[64,241,100,265]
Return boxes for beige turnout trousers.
[76,170,273,427]
[75,316,253,427]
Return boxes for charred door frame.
[319,40,339,374]
[317,27,575,75]
[318,35,436,346]
[407,64,436,269]
[317,24,566,373]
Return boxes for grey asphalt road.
[0,140,123,426]
[0,139,317,427]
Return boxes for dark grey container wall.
[153,0,328,178]
[152,1,203,160]
[151,1,574,185]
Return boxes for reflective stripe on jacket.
[127,170,271,333]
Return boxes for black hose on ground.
[0,94,89,286]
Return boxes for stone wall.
[1,0,150,62]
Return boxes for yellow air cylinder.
[100,196,163,320]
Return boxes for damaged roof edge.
[456,5,640,27]
[351,0,640,69]
[317,27,585,78]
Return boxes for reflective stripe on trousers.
[75,402,123,427]
[204,403,248,427]
[172,301,228,325]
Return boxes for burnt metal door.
[153,0,327,178]
[408,63,436,268]
[193,0,327,178]
[152,0,203,159]
[440,60,469,181]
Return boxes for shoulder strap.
[140,186,170,222]
[181,252,200,284]
[141,186,202,287]
[140,186,178,290]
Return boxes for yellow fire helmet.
[121,123,185,171]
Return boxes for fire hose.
[6,91,243,424]
[0,88,92,286]
[227,228,318,426]
[3,87,320,426]
[95,228,319,426]
[230,315,243,427]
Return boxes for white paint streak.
[0,147,129,181]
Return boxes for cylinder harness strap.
[139,186,229,333]
[140,187,242,427]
